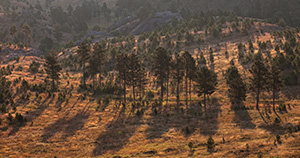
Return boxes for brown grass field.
[0,22,300,158]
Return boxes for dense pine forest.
[0,0,300,157]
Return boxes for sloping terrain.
[0,19,300,158]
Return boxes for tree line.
[43,41,284,111]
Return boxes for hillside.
[1,12,300,157]
[1,0,300,53]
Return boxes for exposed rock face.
[131,11,183,35]
[0,45,42,61]
[75,11,183,45]
[109,11,183,35]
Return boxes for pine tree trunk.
[93,76,95,91]
[140,82,142,102]
[133,85,135,102]
[186,75,188,108]
[166,74,169,104]
[189,79,192,104]
[160,78,164,100]
[273,90,276,111]
[177,79,180,106]
[99,65,102,86]
[52,78,55,92]
[124,80,126,102]
[204,93,206,109]
[83,64,86,88]
[256,88,260,110]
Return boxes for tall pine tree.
[152,47,171,101]
[171,53,184,106]
[225,61,247,107]
[93,42,106,86]
[127,53,142,101]
[249,53,268,110]
[44,50,62,92]
[194,66,218,108]
[268,59,284,111]
[116,53,129,102]
[77,42,90,89]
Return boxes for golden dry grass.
[1,23,300,158]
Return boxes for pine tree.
[152,47,171,100]
[9,25,17,43]
[181,51,196,106]
[171,54,184,106]
[268,60,284,111]
[127,53,142,101]
[225,62,247,107]
[137,66,147,101]
[194,66,218,108]
[0,71,12,112]
[93,42,106,86]
[77,42,90,89]
[44,50,62,92]
[22,24,32,45]
[198,51,207,66]
[87,52,99,90]
[116,53,129,102]
[249,53,268,110]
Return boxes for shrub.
[276,134,282,144]
[28,61,41,74]
[15,65,23,71]
[207,136,215,150]
[278,104,287,112]
[257,151,263,158]
[7,113,14,125]
[146,90,155,100]
[274,117,281,124]
[188,142,193,150]
[0,105,7,113]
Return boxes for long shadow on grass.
[233,104,256,129]
[7,95,52,136]
[259,122,291,135]
[92,104,147,156]
[198,101,221,136]
[41,103,91,142]
[145,102,203,140]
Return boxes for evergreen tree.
[225,62,247,106]
[9,25,17,43]
[194,66,218,108]
[268,60,284,111]
[137,66,148,101]
[127,53,142,101]
[198,51,207,66]
[77,42,90,89]
[152,47,171,100]
[44,50,62,92]
[87,52,99,90]
[22,24,32,45]
[181,51,196,106]
[171,54,184,106]
[93,42,106,86]
[116,53,129,102]
[249,53,268,110]
[0,70,12,113]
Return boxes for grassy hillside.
[1,16,300,158]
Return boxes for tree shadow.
[41,103,91,142]
[233,103,256,129]
[7,95,52,136]
[145,101,204,140]
[92,103,147,156]
[199,101,221,136]
[259,122,291,135]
